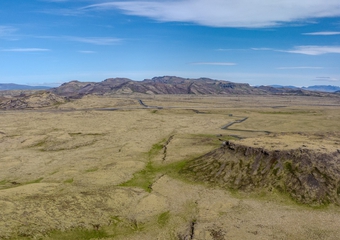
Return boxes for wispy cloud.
[78,50,96,54]
[216,48,247,51]
[0,26,18,40]
[35,35,122,45]
[253,45,340,55]
[0,26,16,36]
[82,0,340,28]
[277,66,324,70]
[190,62,236,66]
[303,31,340,35]
[314,77,339,82]
[67,36,121,45]
[42,0,69,2]
[282,46,340,55]
[1,48,50,52]
[251,47,274,51]
[39,8,85,16]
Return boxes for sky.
[1,0,340,87]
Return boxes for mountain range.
[0,83,50,91]
[1,77,340,98]
[301,85,340,92]
[270,84,340,92]
[1,76,339,110]
[49,76,330,98]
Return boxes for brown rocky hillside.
[49,76,322,98]
[0,92,66,110]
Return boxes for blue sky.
[1,0,340,87]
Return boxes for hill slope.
[182,141,340,205]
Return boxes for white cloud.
[253,45,340,55]
[39,8,85,16]
[282,46,340,55]
[314,77,339,82]
[277,66,324,70]
[303,31,340,35]
[67,36,121,45]
[34,35,122,45]
[78,50,96,54]
[2,48,50,52]
[0,26,17,37]
[216,48,247,51]
[82,0,340,28]
[0,26,15,35]
[44,0,69,2]
[190,62,236,66]
[251,47,274,51]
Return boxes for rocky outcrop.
[0,92,67,110]
[50,80,97,98]
[181,141,340,205]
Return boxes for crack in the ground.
[189,219,196,239]
[162,135,174,162]
[178,219,197,240]
[147,174,165,192]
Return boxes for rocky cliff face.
[182,141,340,205]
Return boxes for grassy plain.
[0,94,340,239]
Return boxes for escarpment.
[182,141,340,205]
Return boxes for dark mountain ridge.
[302,85,340,93]
[49,76,327,98]
[270,84,340,92]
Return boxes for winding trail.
[221,117,248,130]
[138,99,148,107]
[138,99,163,109]
[220,116,271,137]
[0,98,270,138]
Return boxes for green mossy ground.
[119,160,188,193]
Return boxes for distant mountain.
[301,85,340,92]
[49,76,326,98]
[50,77,273,98]
[269,84,340,93]
[0,83,50,91]
[269,85,300,89]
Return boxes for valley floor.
[0,94,340,239]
